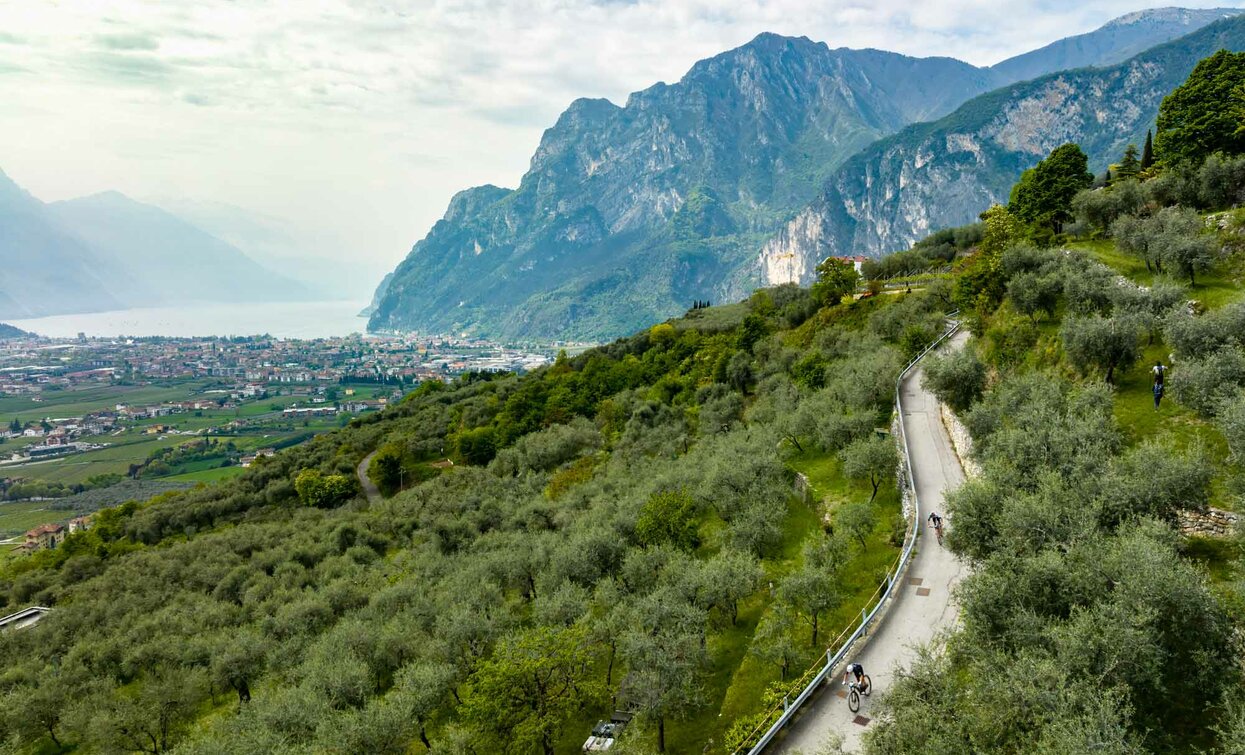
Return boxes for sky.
[1,0,1243,299]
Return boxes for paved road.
[357,450,382,504]
[772,330,970,754]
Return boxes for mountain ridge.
[756,13,1245,286]
[0,171,310,319]
[369,7,1245,341]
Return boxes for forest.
[2,51,1245,755]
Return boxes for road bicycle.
[845,675,872,713]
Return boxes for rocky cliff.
[758,15,1245,287]
[371,9,1244,341]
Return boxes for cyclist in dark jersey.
[844,662,867,691]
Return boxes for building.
[68,515,92,534]
[24,523,65,551]
[830,255,870,274]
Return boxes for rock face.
[370,34,1001,341]
[371,9,1245,341]
[759,15,1245,287]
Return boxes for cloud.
[2,0,1243,281]
[95,32,160,50]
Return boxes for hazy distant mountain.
[0,171,311,320]
[990,6,1241,82]
[48,192,309,306]
[757,14,1245,285]
[154,199,358,299]
[369,7,1241,341]
[0,170,122,318]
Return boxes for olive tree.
[1060,313,1143,383]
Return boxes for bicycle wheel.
[848,688,860,713]
[862,675,872,696]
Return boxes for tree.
[620,593,709,752]
[921,347,987,413]
[1060,313,1142,384]
[812,257,859,306]
[636,489,700,551]
[1141,129,1155,170]
[391,661,457,750]
[750,607,802,680]
[1156,50,1245,164]
[779,556,841,646]
[1113,144,1141,183]
[8,418,19,434]
[1006,271,1061,321]
[837,500,877,550]
[695,549,760,626]
[294,469,356,508]
[1152,206,1217,286]
[368,445,404,496]
[839,435,897,502]
[1008,143,1094,235]
[210,631,269,706]
[461,626,602,755]
[456,426,498,465]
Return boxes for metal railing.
[734,314,961,755]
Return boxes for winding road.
[772,330,971,754]
[357,450,382,504]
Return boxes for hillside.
[368,8,1227,342]
[6,118,1245,749]
[758,13,1245,286]
[0,323,31,340]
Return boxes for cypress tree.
[1141,130,1155,170]
[1115,144,1141,181]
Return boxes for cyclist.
[843,662,868,692]
[927,511,944,541]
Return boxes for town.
[0,329,557,558]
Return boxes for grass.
[165,466,246,483]
[1069,239,1244,310]
[706,450,904,754]
[0,499,81,539]
[0,380,217,424]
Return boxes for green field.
[0,380,217,424]
[0,500,76,539]
[165,466,247,483]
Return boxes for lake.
[7,300,373,339]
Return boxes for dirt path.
[357,450,382,504]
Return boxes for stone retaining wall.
[939,403,981,479]
[1178,507,1239,538]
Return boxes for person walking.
[1152,361,1166,411]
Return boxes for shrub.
[922,347,987,413]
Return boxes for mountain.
[154,199,376,300]
[757,14,1245,286]
[990,6,1242,83]
[369,35,1003,340]
[0,322,32,340]
[0,170,123,318]
[358,272,393,318]
[47,192,309,306]
[370,7,1245,341]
